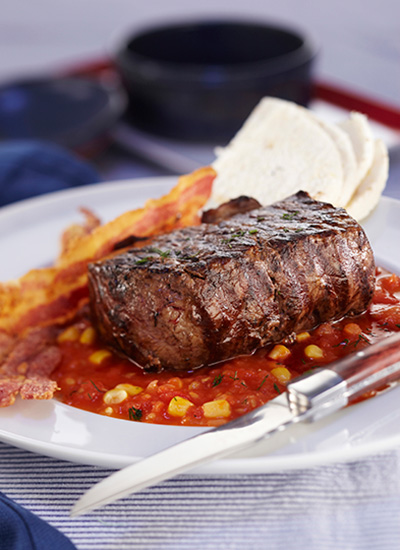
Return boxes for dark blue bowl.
[0,76,126,151]
[115,19,318,142]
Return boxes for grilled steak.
[201,196,261,224]
[88,191,375,372]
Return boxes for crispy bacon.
[19,377,59,401]
[0,167,215,406]
[0,332,15,363]
[0,327,61,406]
[59,207,102,259]
[0,167,214,335]
[0,377,24,407]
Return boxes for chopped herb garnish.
[248,229,258,235]
[222,232,245,244]
[333,338,349,348]
[182,251,200,260]
[149,247,171,259]
[354,334,371,347]
[396,324,400,329]
[256,216,265,222]
[135,256,152,265]
[257,374,269,391]
[229,371,239,380]
[90,380,105,393]
[273,383,281,394]
[136,249,171,264]
[282,210,299,221]
[87,393,93,400]
[128,407,143,421]
[212,373,224,387]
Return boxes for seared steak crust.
[88,191,375,371]
[201,196,261,224]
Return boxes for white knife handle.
[287,331,400,421]
[329,331,400,400]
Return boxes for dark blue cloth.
[0,492,76,550]
[0,141,99,207]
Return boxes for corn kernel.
[343,323,362,336]
[247,396,258,408]
[115,383,143,396]
[304,344,324,359]
[146,380,159,393]
[151,401,164,414]
[271,366,291,383]
[141,393,151,401]
[296,331,310,342]
[202,399,231,418]
[168,377,183,389]
[189,391,200,400]
[268,344,291,361]
[104,407,113,415]
[167,396,194,417]
[89,349,111,364]
[80,326,96,345]
[103,388,128,405]
[58,326,80,343]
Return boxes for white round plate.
[0,178,400,472]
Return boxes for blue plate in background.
[0,76,126,150]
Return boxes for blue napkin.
[0,491,76,550]
[0,140,99,207]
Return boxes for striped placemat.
[1,441,400,549]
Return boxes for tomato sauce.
[53,267,400,427]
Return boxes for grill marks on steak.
[88,191,375,372]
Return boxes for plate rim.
[1,178,400,471]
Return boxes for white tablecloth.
[2,441,400,550]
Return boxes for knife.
[71,331,400,517]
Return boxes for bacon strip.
[0,327,61,406]
[0,167,215,335]
[0,167,215,406]
[59,207,102,259]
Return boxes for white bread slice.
[345,139,388,221]
[211,97,344,207]
[339,112,375,185]
[309,117,358,207]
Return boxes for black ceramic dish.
[115,20,318,142]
